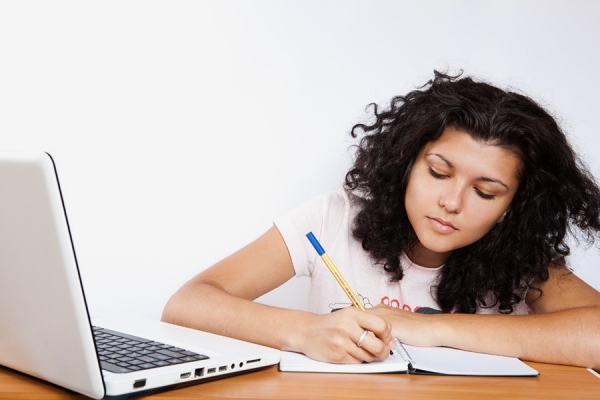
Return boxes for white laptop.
[0,151,280,399]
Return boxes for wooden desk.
[1,362,598,399]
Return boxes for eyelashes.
[428,167,447,179]
[428,167,496,200]
[474,189,495,200]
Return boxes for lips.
[427,217,458,234]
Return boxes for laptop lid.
[0,152,280,399]
[0,152,105,398]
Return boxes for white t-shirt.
[274,189,529,315]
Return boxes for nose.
[439,185,463,214]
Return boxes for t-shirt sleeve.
[274,189,349,278]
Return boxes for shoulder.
[273,188,360,278]
[308,187,353,210]
[279,188,356,224]
[273,188,357,247]
[526,261,600,313]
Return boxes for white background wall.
[1,1,599,320]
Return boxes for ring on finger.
[356,329,369,348]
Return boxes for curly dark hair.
[344,71,600,314]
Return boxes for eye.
[474,188,495,200]
[428,167,448,179]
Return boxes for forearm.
[161,282,311,351]
[163,282,396,363]
[426,307,600,369]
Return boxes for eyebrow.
[426,152,510,190]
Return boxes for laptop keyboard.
[93,326,210,374]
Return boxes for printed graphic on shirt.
[328,293,442,314]
[380,295,441,314]
[328,294,373,312]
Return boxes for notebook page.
[279,351,409,373]
[404,345,538,376]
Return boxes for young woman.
[162,72,600,369]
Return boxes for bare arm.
[369,264,600,369]
[162,225,394,363]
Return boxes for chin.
[417,237,460,255]
[424,245,457,255]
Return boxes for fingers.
[325,330,385,364]
[299,307,394,364]
[342,308,394,362]
[350,330,392,362]
[356,329,369,348]
[354,309,395,350]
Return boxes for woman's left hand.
[366,304,443,347]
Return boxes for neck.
[405,242,451,268]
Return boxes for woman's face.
[404,126,521,267]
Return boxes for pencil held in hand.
[306,231,413,364]
[306,232,365,310]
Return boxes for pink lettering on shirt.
[381,296,421,313]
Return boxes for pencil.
[306,232,364,310]
[306,231,414,365]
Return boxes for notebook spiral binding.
[393,338,415,371]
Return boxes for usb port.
[218,366,227,372]
[133,379,146,388]
[207,368,216,374]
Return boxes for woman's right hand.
[294,306,395,364]
[163,225,393,364]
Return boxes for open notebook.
[280,345,538,376]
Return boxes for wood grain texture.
[0,361,598,399]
